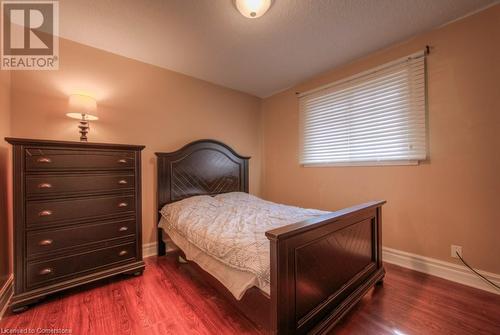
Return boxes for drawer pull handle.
[119,250,128,256]
[119,226,128,232]
[38,183,53,189]
[118,179,128,185]
[39,268,53,275]
[37,157,52,163]
[117,159,127,164]
[118,202,128,208]
[38,239,53,246]
[38,210,53,217]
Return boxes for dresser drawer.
[27,219,136,257]
[27,242,137,288]
[26,173,135,197]
[25,148,135,171]
[26,195,135,226]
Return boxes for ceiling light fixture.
[235,0,272,19]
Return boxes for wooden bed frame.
[156,140,385,334]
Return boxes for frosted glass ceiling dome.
[234,0,273,19]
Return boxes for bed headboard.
[156,139,250,211]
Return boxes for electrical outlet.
[451,245,462,258]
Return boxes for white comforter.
[159,192,329,294]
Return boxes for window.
[299,51,427,166]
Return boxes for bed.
[156,140,385,334]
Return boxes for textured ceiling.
[59,0,498,97]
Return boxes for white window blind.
[299,51,427,166]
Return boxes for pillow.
[159,195,218,221]
[214,192,258,202]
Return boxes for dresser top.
[5,137,145,151]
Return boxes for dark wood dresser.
[5,138,145,312]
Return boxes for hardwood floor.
[1,256,499,334]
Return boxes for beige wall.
[6,5,499,276]
[9,38,262,246]
[261,6,500,274]
[0,69,11,289]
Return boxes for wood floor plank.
[1,257,498,334]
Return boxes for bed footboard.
[266,201,385,334]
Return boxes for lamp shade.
[235,0,272,18]
[66,94,98,120]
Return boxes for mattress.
[158,192,328,300]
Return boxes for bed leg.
[376,276,385,286]
[178,255,188,264]
[157,228,166,256]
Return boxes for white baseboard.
[143,241,179,258]
[0,275,14,320]
[142,242,500,295]
[143,242,158,258]
[383,247,500,295]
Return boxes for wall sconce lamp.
[66,94,98,142]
